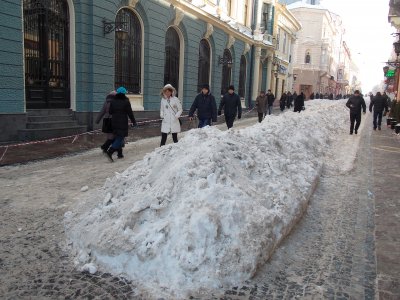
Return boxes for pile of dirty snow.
[64,100,350,298]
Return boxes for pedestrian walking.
[286,92,293,109]
[369,92,388,130]
[294,92,305,113]
[383,92,392,110]
[279,92,287,111]
[266,89,275,115]
[255,91,267,122]
[160,84,182,146]
[189,84,218,128]
[106,87,137,162]
[218,85,242,129]
[346,90,366,135]
[95,90,118,154]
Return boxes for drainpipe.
[248,0,258,109]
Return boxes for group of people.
[346,90,400,135]
[97,83,244,162]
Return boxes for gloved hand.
[218,110,222,116]
[130,122,138,128]
[238,115,241,119]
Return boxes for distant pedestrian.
[286,92,293,109]
[95,90,118,154]
[189,84,217,128]
[160,84,182,146]
[310,92,315,100]
[383,92,391,109]
[279,92,287,111]
[106,87,137,162]
[369,92,388,130]
[255,90,267,122]
[266,89,275,115]
[346,90,366,135]
[294,92,305,113]
[218,85,242,129]
[316,92,320,99]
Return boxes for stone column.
[252,46,262,101]
[266,54,273,92]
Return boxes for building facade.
[0,0,300,142]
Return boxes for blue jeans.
[198,118,212,128]
[112,136,125,149]
[268,105,273,115]
[373,111,383,129]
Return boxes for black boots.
[106,147,115,162]
[101,139,113,153]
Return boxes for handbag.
[167,100,183,125]
[102,117,113,133]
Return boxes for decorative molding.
[173,7,185,26]
[226,35,235,49]
[255,47,262,59]
[129,0,139,8]
[243,43,250,55]
[204,23,214,39]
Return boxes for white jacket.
[160,96,182,133]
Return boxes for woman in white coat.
[160,84,183,146]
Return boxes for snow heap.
[65,100,350,298]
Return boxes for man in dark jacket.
[293,92,305,113]
[346,90,366,135]
[106,87,137,162]
[369,92,388,130]
[189,84,218,128]
[266,89,275,115]
[218,85,242,129]
[255,90,267,122]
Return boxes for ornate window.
[23,0,70,108]
[305,51,311,64]
[164,27,180,96]
[220,49,232,96]
[197,39,211,93]
[238,55,246,98]
[115,8,142,94]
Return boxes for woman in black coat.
[294,92,305,113]
[106,87,137,162]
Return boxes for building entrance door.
[23,0,70,109]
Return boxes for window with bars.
[238,55,247,98]
[197,39,211,93]
[164,27,180,96]
[220,49,232,96]
[115,9,142,94]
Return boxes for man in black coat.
[369,92,388,130]
[346,90,366,135]
[218,85,242,129]
[266,89,275,115]
[189,84,218,128]
[293,92,305,113]
[106,87,137,162]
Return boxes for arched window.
[197,39,211,93]
[305,51,311,64]
[115,8,142,94]
[164,27,180,96]
[24,0,70,108]
[238,55,246,98]
[220,49,232,96]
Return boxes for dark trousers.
[225,116,235,129]
[373,110,383,129]
[258,113,264,123]
[350,112,361,133]
[160,132,178,146]
[198,118,212,128]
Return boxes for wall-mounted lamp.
[273,70,279,78]
[293,74,298,81]
[103,18,128,40]
[218,55,233,68]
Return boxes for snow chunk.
[65,100,351,298]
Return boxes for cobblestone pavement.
[1,113,398,299]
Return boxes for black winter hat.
[202,84,210,91]
[228,85,235,91]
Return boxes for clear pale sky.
[321,0,394,92]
